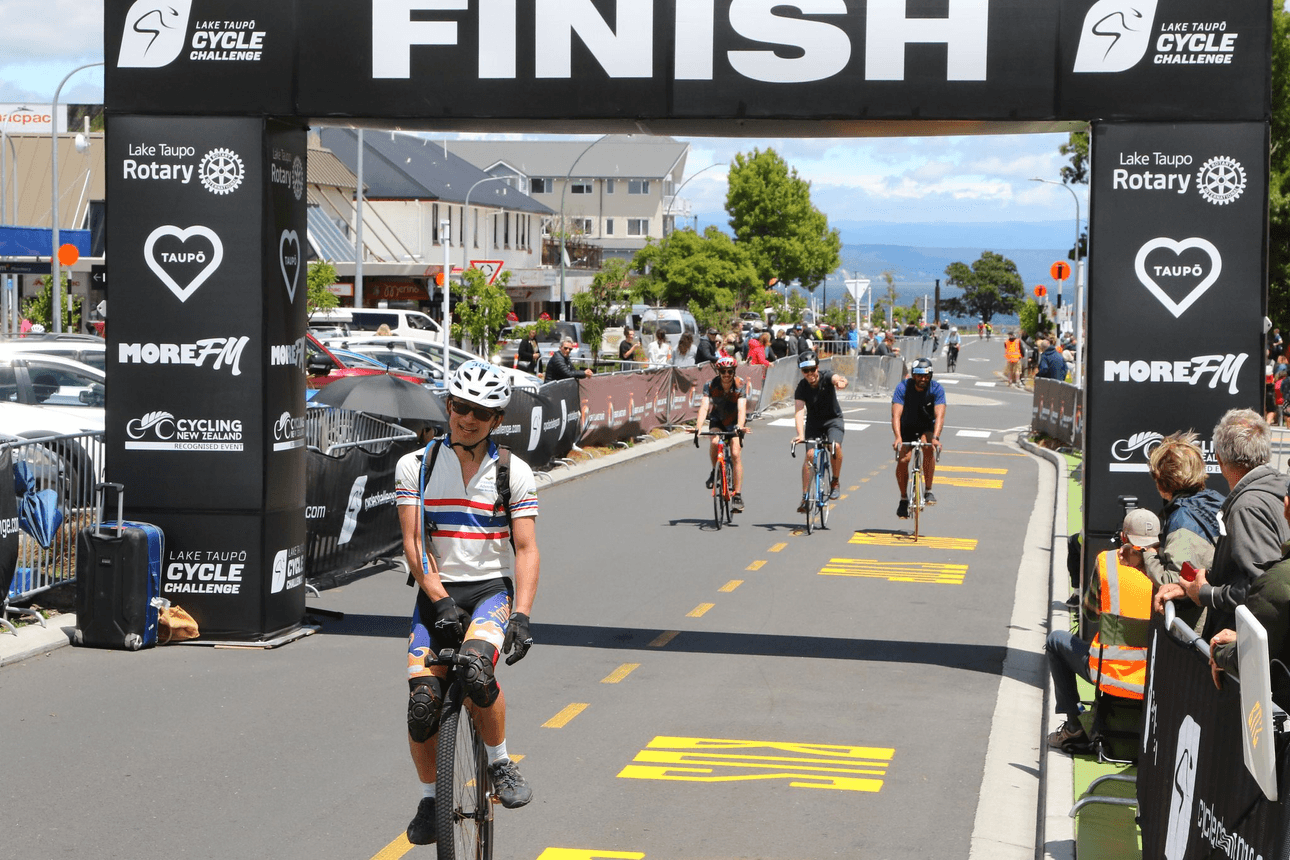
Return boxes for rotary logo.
[291,156,305,200]
[198,147,244,195]
[1195,156,1246,206]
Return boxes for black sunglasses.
[448,399,500,422]
[718,368,736,375]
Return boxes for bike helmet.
[716,354,737,370]
[798,351,819,370]
[910,358,934,376]
[448,361,511,410]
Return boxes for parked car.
[0,401,105,497]
[321,335,540,390]
[0,333,106,371]
[308,307,443,341]
[305,333,429,389]
[598,303,649,359]
[640,307,700,354]
[0,353,106,419]
[496,321,592,368]
[332,346,445,389]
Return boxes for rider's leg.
[731,436,743,494]
[708,435,719,469]
[895,447,912,496]
[831,441,844,484]
[923,434,937,489]
[801,449,812,496]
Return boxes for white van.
[308,308,442,342]
[639,307,700,354]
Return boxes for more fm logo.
[117,336,250,376]
[1102,353,1248,395]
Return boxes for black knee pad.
[408,676,443,742]
[461,648,500,708]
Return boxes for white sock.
[422,781,436,800]
[485,740,509,765]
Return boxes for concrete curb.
[0,612,77,668]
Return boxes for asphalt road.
[1,337,1047,860]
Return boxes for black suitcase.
[74,483,164,650]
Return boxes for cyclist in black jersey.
[791,351,849,512]
[694,355,748,513]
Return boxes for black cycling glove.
[431,596,469,644]
[503,612,533,665]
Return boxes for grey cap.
[1122,508,1161,548]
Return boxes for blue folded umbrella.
[12,461,64,549]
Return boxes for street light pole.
[559,134,611,322]
[1031,177,1084,386]
[463,173,522,277]
[664,162,726,237]
[50,61,103,333]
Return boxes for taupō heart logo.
[279,229,301,303]
[1134,237,1222,319]
[143,225,223,303]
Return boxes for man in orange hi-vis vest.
[1045,508,1160,753]
[1003,331,1024,387]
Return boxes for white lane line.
[974,382,997,388]
[939,379,960,385]
[767,418,870,431]
[956,430,992,438]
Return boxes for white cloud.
[0,2,103,58]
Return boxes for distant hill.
[840,244,1073,294]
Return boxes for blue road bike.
[792,437,834,534]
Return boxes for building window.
[432,203,440,244]
[493,214,500,248]
[570,180,592,194]
[628,179,650,195]
[504,212,511,247]
[605,218,614,236]
[473,210,480,247]
[531,177,549,193]
[627,218,650,236]
[605,179,615,194]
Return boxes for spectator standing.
[647,329,673,366]
[747,332,770,366]
[1035,339,1068,381]
[721,334,742,362]
[544,337,592,381]
[695,327,721,366]
[875,333,898,357]
[847,323,859,354]
[759,332,775,362]
[618,328,639,365]
[674,332,697,368]
[1154,409,1290,640]
[515,329,540,374]
[1003,331,1024,387]
[772,327,791,359]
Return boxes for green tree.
[1268,1,1290,330]
[21,272,80,332]
[631,226,757,331]
[452,268,513,356]
[307,260,340,315]
[1018,298,1051,340]
[940,252,1025,325]
[572,258,635,361]
[871,270,899,328]
[725,148,841,291]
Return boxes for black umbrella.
[311,373,449,425]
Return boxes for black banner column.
[105,117,307,640]
[1084,122,1268,560]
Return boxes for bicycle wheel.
[911,469,925,540]
[724,449,737,524]
[803,454,815,535]
[817,455,831,530]
[712,456,724,530]
[436,696,494,860]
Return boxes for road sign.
[0,261,50,274]
[469,259,505,285]
[1050,260,1071,281]
[57,243,80,266]
[91,265,108,289]
[1034,285,1047,297]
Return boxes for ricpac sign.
[0,104,66,134]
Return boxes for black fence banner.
[1138,617,1290,859]
[1031,379,1083,448]
[305,439,414,586]
[493,380,580,467]
[1085,122,1266,543]
[0,446,18,601]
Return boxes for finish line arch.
[102,0,1271,638]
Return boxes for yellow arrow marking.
[602,663,640,684]
[937,465,1008,475]
[849,532,978,551]
[720,580,743,592]
[618,736,893,792]
[688,603,715,617]
[821,558,967,584]
[543,703,589,728]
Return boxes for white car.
[1,353,106,421]
[321,335,541,390]
[0,334,106,371]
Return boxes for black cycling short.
[805,421,845,447]
[900,425,935,444]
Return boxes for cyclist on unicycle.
[395,362,539,845]
[892,358,946,519]
[694,354,748,512]
[791,351,849,513]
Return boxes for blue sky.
[0,1,1087,250]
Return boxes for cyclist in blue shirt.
[891,358,947,519]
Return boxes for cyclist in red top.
[694,355,748,513]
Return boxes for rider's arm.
[736,394,747,431]
[932,403,946,450]
[511,516,539,617]
[398,504,449,603]
[793,400,807,441]
[891,403,904,445]
[695,395,711,429]
[833,374,848,390]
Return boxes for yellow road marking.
[688,603,715,617]
[720,580,743,592]
[543,703,589,728]
[936,465,1008,475]
[936,476,1004,489]
[602,663,640,684]
[848,485,859,491]
[849,532,978,551]
[536,850,646,860]
[649,630,679,647]
[746,560,767,571]
[839,494,849,500]
[618,736,893,792]
[821,558,968,584]
[370,833,413,860]
[941,449,1025,457]
[769,542,788,552]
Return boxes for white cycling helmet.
[449,360,511,411]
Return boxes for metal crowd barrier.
[305,407,416,457]
[2,430,106,634]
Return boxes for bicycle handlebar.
[791,437,831,458]
[695,428,744,448]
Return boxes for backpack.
[406,437,515,586]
